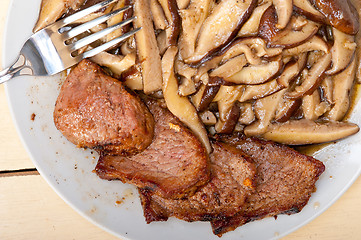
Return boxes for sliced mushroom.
[238,1,272,37]
[310,0,359,35]
[176,0,191,9]
[225,58,282,85]
[273,0,293,29]
[325,57,357,121]
[320,76,333,104]
[262,119,360,145]
[302,89,321,120]
[34,0,86,32]
[178,0,213,60]
[275,97,302,122]
[215,102,241,134]
[123,66,144,90]
[277,53,307,87]
[293,0,325,23]
[213,85,244,122]
[106,0,133,42]
[199,110,217,125]
[162,46,211,153]
[286,52,331,99]
[158,0,181,46]
[325,28,356,75]
[185,0,257,64]
[178,76,197,96]
[239,79,284,102]
[209,55,248,79]
[244,89,287,136]
[259,6,319,48]
[134,0,163,93]
[90,51,136,76]
[150,0,168,30]
[238,103,255,125]
[283,35,329,56]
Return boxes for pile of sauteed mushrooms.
[35,0,360,150]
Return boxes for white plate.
[2,0,361,239]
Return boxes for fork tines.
[48,0,139,61]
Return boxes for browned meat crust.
[138,140,256,222]
[211,133,325,236]
[53,59,154,155]
[95,99,211,199]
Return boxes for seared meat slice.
[138,141,256,222]
[211,133,325,236]
[95,99,210,199]
[54,59,154,155]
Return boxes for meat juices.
[96,99,211,199]
[54,59,154,155]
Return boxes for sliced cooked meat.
[95,99,210,199]
[211,133,325,236]
[54,59,154,155]
[139,141,256,222]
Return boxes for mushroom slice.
[210,55,248,79]
[186,0,257,64]
[283,36,329,56]
[275,98,302,122]
[302,89,321,120]
[199,111,217,125]
[162,47,211,153]
[238,1,272,37]
[325,28,356,75]
[310,0,359,35]
[134,0,163,94]
[273,0,293,29]
[176,0,191,9]
[244,89,287,136]
[239,79,284,102]
[286,53,331,99]
[225,59,282,85]
[158,0,181,46]
[34,0,69,32]
[178,0,213,59]
[191,84,220,111]
[215,103,241,134]
[150,0,168,30]
[293,0,325,23]
[123,66,144,90]
[178,77,197,96]
[238,103,255,125]
[259,6,319,48]
[325,57,357,121]
[277,53,307,87]
[90,52,136,76]
[262,119,360,145]
[106,0,132,42]
[320,76,333,104]
[214,85,244,122]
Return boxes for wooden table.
[1,1,361,239]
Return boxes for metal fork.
[0,0,139,84]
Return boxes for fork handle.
[0,56,27,84]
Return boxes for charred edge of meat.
[139,188,169,223]
[188,0,258,67]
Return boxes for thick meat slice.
[211,134,325,236]
[138,141,256,222]
[95,99,210,199]
[54,59,154,155]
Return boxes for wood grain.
[0,0,361,239]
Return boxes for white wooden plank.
[0,175,120,240]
